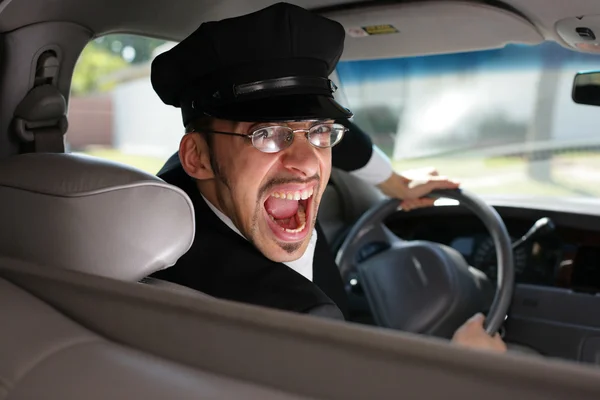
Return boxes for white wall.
[112,77,183,158]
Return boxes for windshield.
[336,41,600,199]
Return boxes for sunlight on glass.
[122,46,136,63]
[416,91,474,135]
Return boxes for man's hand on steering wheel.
[374,168,507,354]
[452,314,507,353]
[376,167,460,211]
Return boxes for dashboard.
[383,200,600,295]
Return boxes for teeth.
[284,203,306,233]
[267,202,307,233]
[271,188,314,201]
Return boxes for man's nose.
[280,134,320,177]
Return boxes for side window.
[68,34,180,174]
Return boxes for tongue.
[264,197,299,219]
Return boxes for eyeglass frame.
[189,122,348,153]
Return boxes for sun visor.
[323,1,544,60]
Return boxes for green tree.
[93,34,168,64]
[71,34,171,96]
[71,43,128,96]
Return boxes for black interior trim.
[389,203,600,233]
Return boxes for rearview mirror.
[572,71,600,106]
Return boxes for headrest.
[0,153,195,281]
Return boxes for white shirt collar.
[200,194,316,281]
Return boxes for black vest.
[151,168,349,319]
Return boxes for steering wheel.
[335,189,514,338]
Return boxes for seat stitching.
[8,336,103,392]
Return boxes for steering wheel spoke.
[361,221,404,248]
[335,201,404,281]
[351,223,403,269]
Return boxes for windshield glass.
[336,41,600,199]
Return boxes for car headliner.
[2,0,600,58]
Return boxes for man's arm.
[332,119,459,210]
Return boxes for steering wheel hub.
[357,240,493,338]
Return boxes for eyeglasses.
[191,123,348,153]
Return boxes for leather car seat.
[0,153,194,281]
[0,152,205,296]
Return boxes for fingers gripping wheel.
[335,189,514,336]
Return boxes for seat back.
[0,153,195,281]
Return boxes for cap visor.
[203,94,352,122]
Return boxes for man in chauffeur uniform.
[150,2,506,352]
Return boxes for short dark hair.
[185,117,244,149]
[185,116,215,148]
[185,116,222,178]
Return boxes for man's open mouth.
[263,186,314,240]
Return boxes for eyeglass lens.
[251,123,345,153]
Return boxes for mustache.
[258,174,320,200]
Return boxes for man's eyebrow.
[248,119,333,132]
[247,122,279,131]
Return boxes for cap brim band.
[183,94,352,124]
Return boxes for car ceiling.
[2,0,600,59]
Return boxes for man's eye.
[312,125,332,134]
[254,128,273,138]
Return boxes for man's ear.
[179,133,215,180]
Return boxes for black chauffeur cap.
[150,2,353,126]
